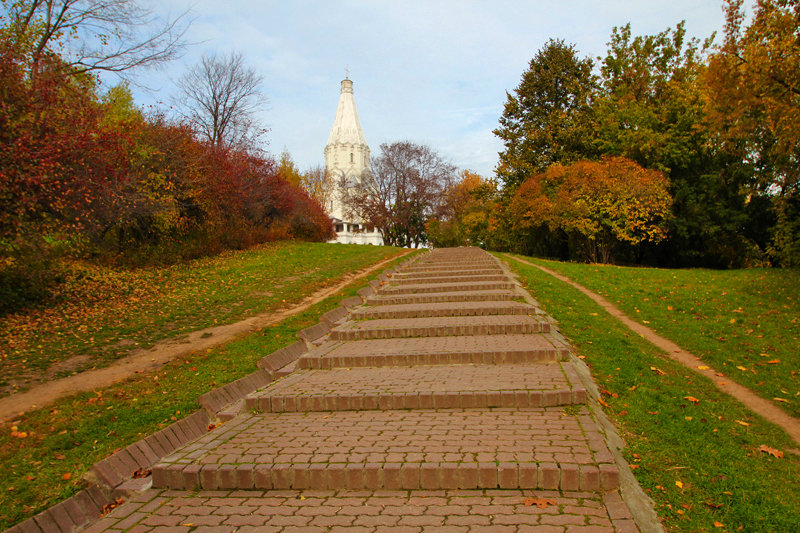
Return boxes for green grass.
[525,259,800,419]
[503,253,800,532]
[1,242,401,394]
[0,248,419,530]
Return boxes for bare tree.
[175,52,267,148]
[2,0,190,77]
[343,141,457,247]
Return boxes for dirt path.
[506,254,800,446]
[0,250,412,424]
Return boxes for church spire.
[326,77,368,147]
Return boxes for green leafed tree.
[494,39,597,191]
[704,0,800,266]
[592,22,769,267]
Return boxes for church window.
[335,224,344,232]
[350,152,354,163]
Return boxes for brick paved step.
[245,363,587,413]
[367,289,517,306]
[351,300,535,319]
[365,290,519,306]
[297,334,570,369]
[393,268,503,279]
[95,488,634,531]
[390,273,510,285]
[382,280,516,295]
[329,315,551,341]
[403,262,499,272]
[151,407,618,491]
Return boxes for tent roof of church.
[327,78,368,147]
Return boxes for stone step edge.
[390,274,510,284]
[382,282,516,295]
[151,460,619,492]
[245,385,587,413]
[297,347,570,369]
[350,304,535,320]
[329,320,551,341]
[367,291,517,304]
[393,269,503,278]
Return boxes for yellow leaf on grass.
[735,420,750,426]
[737,366,748,371]
[62,473,72,481]
[774,397,789,403]
[714,522,724,528]
[684,396,700,405]
[675,480,684,489]
[697,365,709,370]
[650,366,666,376]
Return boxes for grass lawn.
[0,247,418,530]
[0,241,402,395]
[524,258,800,419]
[503,254,800,532]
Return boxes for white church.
[324,76,383,245]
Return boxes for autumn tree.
[510,157,672,263]
[494,39,597,190]
[175,52,266,148]
[704,0,800,266]
[0,0,189,78]
[427,170,503,249]
[277,150,303,187]
[343,141,457,248]
[300,165,333,210]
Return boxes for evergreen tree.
[494,39,597,191]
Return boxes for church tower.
[324,76,383,245]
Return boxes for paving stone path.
[88,248,642,532]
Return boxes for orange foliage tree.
[510,157,672,263]
[427,170,505,249]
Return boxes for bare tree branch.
[4,0,190,77]
[175,51,267,148]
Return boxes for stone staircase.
[151,248,619,495]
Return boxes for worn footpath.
[78,247,645,532]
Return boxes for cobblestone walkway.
[88,248,641,532]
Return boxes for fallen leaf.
[736,366,748,371]
[132,468,152,479]
[675,480,684,489]
[597,398,610,407]
[714,521,724,528]
[735,420,750,427]
[684,396,701,405]
[705,501,723,509]
[62,473,72,481]
[773,398,789,403]
[766,360,780,364]
[758,445,784,458]
[650,366,667,376]
[54,454,66,460]
[101,498,124,516]
[523,497,556,509]
[697,365,710,370]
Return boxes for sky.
[125,0,732,177]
